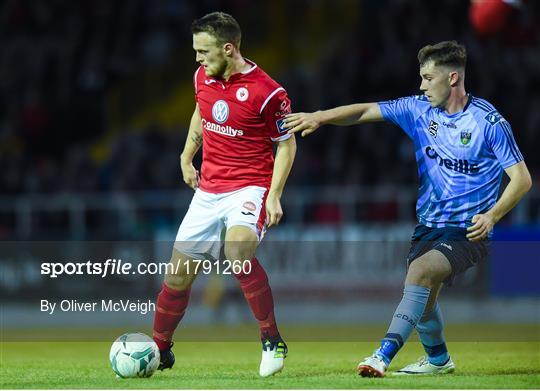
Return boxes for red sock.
[234,257,279,339]
[152,283,190,351]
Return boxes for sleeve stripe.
[259,87,285,114]
[471,101,490,113]
[502,122,523,161]
[501,124,519,161]
[479,98,495,111]
[501,122,523,161]
[472,98,493,112]
[193,66,201,94]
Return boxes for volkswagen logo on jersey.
[236,87,249,102]
[212,100,229,124]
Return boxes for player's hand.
[265,192,283,228]
[284,111,322,137]
[466,213,496,241]
[181,160,199,190]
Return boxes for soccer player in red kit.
[152,12,296,377]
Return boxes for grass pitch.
[1,339,539,389]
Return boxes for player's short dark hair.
[191,12,242,49]
[417,41,467,69]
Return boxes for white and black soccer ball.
[109,333,160,378]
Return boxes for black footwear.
[158,343,175,370]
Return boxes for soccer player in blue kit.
[284,41,532,377]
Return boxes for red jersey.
[194,59,292,193]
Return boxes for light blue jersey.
[379,95,523,228]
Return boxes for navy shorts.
[406,224,490,286]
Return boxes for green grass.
[3,323,539,342]
[1,340,539,389]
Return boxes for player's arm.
[467,161,532,241]
[284,103,384,137]
[266,135,297,227]
[180,104,203,189]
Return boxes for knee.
[225,246,252,262]
[164,273,192,291]
[406,261,438,289]
[406,253,452,289]
[163,251,195,290]
[224,233,257,261]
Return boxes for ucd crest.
[212,100,229,124]
[460,131,472,145]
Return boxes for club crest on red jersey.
[236,87,249,102]
[212,100,229,124]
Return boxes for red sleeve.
[261,88,292,142]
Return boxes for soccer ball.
[109,333,160,378]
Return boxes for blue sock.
[416,302,450,366]
[376,284,430,366]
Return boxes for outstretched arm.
[266,135,297,227]
[284,102,384,137]
[466,161,532,241]
[180,104,203,189]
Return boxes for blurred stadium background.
[0,0,538,339]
